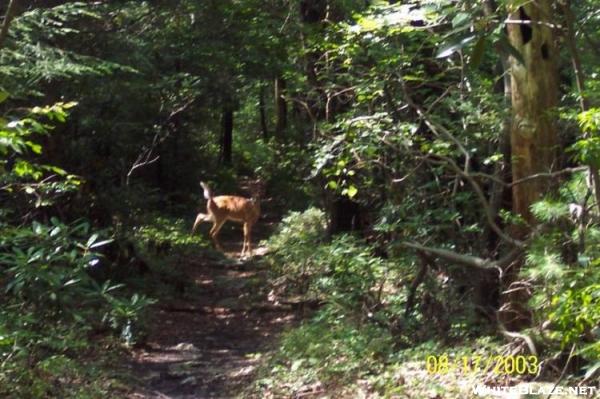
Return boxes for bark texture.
[502,0,559,329]
[507,1,559,226]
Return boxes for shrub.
[0,218,154,396]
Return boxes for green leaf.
[451,12,470,29]
[291,359,304,372]
[13,160,38,178]
[89,238,114,249]
[63,279,80,287]
[0,91,8,104]
[347,185,358,198]
[356,17,381,32]
[436,34,477,58]
[86,233,99,248]
[50,226,62,237]
[25,141,42,154]
[469,36,486,68]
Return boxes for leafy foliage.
[0,88,150,395]
[0,218,153,396]
[259,207,493,393]
[525,175,600,364]
[2,0,600,394]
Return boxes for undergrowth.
[0,218,152,397]
[253,199,600,396]
[251,207,506,397]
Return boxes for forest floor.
[115,218,588,399]
[125,229,295,399]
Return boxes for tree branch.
[469,166,587,188]
[401,242,495,270]
[399,74,527,248]
[0,0,19,49]
[397,79,527,246]
[125,97,197,185]
[428,154,526,249]
[401,242,522,277]
[405,251,432,317]
[497,313,538,356]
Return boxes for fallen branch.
[496,308,538,356]
[402,242,493,270]
[401,241,522,276]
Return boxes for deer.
[192,181,261,256]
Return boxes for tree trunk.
[220,105,233,166]
[274,77,287,140]
[502,0,559,329]
[259,83,269,139]
[507,1,559,227]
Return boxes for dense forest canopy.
[1,0,599,397]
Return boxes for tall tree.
[501,0,560,328]
[506,1,559,226]
[259,83,269,139]
[274,77,287,140]
[221,103,234,166]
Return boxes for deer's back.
[208,195,260,223]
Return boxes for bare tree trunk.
[0,0,19,49]
[259,83,269,140]
[220,105,233,166]
[502,0,559,329]
[274,77,287,140]
[507,0,559,227]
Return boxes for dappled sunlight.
[126,226,296,398]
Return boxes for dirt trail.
[126,237,294,399]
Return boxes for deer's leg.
[192,213,208,235]
[242,222,252,256]
[209,218,226,251]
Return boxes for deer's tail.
[200,182,212,200]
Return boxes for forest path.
[126,229,294,398]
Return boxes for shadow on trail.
[127,238,294,399]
